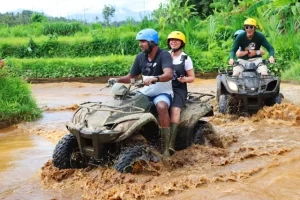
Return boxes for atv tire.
[193,121,224,148]
[52,134,86,169]
[265,93,284,106]
[218,94,227,114]
[114,145,156,173]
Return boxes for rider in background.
[167,31,195,155]
[228,18,275,76]
[108,28,174,157]
[234,29,265,58]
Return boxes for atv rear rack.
[186,92,215,103]
[79,102,145,114]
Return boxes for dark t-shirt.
[130,48,174,97]
[130,48,173,76]
[230,31,275,60]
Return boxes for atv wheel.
[113,145,157,173]
[218,94,227,114]
[193,121,224,148]
[265,93,284,106]
[52,134,86,169]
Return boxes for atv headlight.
[227,80,238,92]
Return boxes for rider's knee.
[156,101,169,111]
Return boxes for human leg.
[257,64,268,75]
[252,57,268,75]
[169,88,186,154]
[153,94,172,156]
[169,108,180,155]
[232,65,244,76]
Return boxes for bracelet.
[155,76,160,82]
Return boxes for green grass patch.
[0,75,42,123]
[281,62,300,81]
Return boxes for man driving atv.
[108,28,174,157]
[228,18,275,76]
[234,29,265,58]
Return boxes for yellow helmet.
[244,18,257,27]
[167,31,186,44]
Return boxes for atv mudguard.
[176,102,213,149]
[66,112,159,160]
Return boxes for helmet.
[167,31,186,44]
[136,28,159,44]
[234,30,245,39]
[244,18,257,27]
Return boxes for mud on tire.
[218,94,227,114]
[52,134,86,169]
[218,94,241,114]
[193,121,224,148]
[265,93,284,106]
[113,145,157,173]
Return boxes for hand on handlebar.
[228,59,234,66]
[108,78,117,86]
[269,56,275,64]
[143,77,157,86]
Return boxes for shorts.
[148,93,172,108]
[234,58,268,74]
[171,88,187,109]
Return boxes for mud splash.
[39,103,300,200]
[2,80,300,200]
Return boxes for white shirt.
[169,51,193,71]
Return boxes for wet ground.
[0,79,300,200]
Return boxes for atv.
[52,80,221,173]
[216,60,283,114]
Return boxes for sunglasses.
[244,25,254,29]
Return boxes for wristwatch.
[155,76,160,82]
[256,50,261,55]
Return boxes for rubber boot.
[169,123,178,155]
[160,127,171,157]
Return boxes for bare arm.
[116,74,138,83]
[143,67,173,86]
[178,69,195,83]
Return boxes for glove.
[108,78,117,86]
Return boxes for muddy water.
[1,79,300,200]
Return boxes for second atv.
[216,60,283,114]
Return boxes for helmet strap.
[144,41,156,54]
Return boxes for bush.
[7,56,135,78]
[0,76,42,123]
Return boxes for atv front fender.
[114,113,159,142]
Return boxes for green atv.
[52,81,222,173]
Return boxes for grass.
[0,75,42,123]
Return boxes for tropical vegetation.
[0,0,299,125]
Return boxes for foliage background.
[0,0,299,125]
[0,0,299,78]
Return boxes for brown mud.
[1,79,300,200]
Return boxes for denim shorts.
[148,93,172,108]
